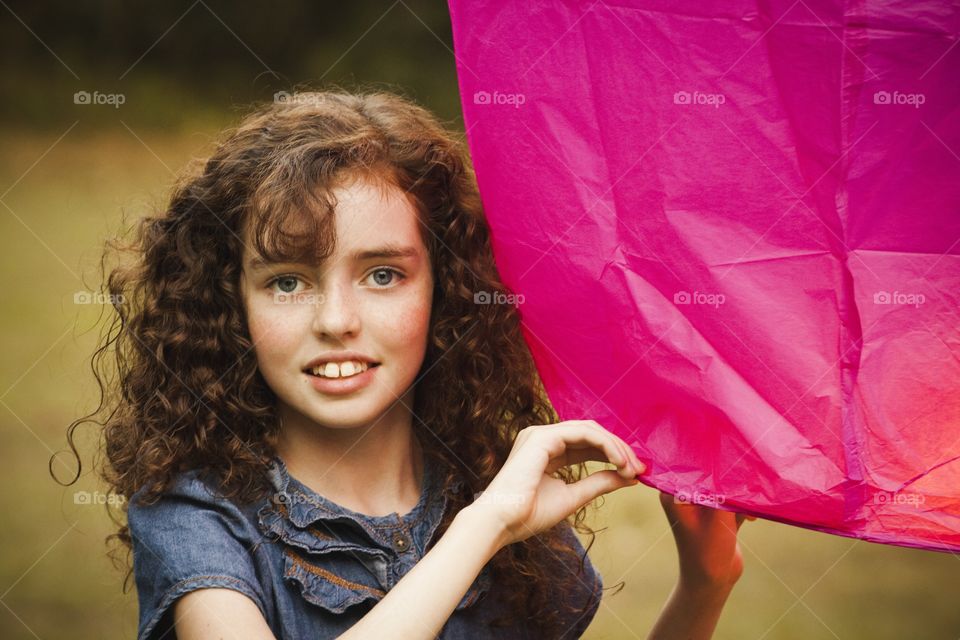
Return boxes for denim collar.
[257,455,490,613]
[262,454,449,550]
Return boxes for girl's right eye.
[267,275,303,294]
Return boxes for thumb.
[570,469,638,509]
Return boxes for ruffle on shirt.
[257,457,492,615]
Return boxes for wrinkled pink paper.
[448,0,960,551]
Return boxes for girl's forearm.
[645,580,734,640]
[338,505,508,639]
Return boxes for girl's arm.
[335,501,508,638]
[339,419,643,638]
[172,507,508,639]
[646,492,751,640]
[646,581,735,640]
[173,420,643,640]
[173,588,276,638]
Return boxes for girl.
[62,89,747,639]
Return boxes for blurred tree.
[0,0,463,128]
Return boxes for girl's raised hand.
[467,420,645,548]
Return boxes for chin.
[311,416,371,430]
[306,393,399,430]
[298,401,379,430]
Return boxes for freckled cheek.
[368,298,432,355]
[246,304,306,360]
[388,301,432,350]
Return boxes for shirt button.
[392,532,411,553]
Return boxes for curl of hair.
[56,86,616,636]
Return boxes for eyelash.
[266,268,406,292]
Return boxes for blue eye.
[266,269,404,294]
[269,276,302,293]
[368,268,405,287]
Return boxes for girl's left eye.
[366,267,405,288]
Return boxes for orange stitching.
[283,548,386,596]
[308,524,335,541]
[269,503,338,542]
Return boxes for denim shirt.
[127,456,603,639]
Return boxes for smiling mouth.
[304,362,381,379]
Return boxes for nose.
[310,279,361,338]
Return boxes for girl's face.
[240,176,434,432]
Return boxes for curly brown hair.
[56,87,615,637]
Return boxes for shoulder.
[127,469,264,553]
[128,468,243,516]
[127,470,272,640]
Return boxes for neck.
[275,398,425,518]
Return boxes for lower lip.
[305,365,379,395]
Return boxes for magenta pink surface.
[448,0,960,552]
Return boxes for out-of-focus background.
[0,2,956,638]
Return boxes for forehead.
[329,177,424,248]
[242,175,427,265]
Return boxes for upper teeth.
[312,361,369,378]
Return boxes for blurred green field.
[1,126,957,639]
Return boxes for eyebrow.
[246,244,421,270]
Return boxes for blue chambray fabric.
[127,455,603,639]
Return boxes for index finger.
[574,420,645,476]
[537,423,635,479]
